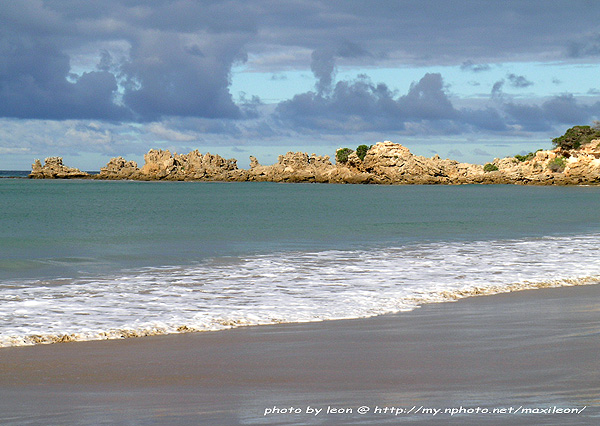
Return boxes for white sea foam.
[1,233,600,347]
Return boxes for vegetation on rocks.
[336,144,373,163]
[335,148,354,164]
[30,131,600,185]
[547,156,566,172]
[483,163,498,172]
[356,144,371,161]
[515,149,542,162]
[552,124,600,151]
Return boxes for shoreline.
[1,284,598,425]
[24,174,600,186]
[24,172,600,186]
[2,275,598,349]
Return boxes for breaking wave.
[2,233,600,347]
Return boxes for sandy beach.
[1,284,598,425]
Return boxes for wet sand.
[1,284,599,425]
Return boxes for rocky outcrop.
[336,140,600,185]
[248,152,342,183]
[28,140,600,185]
[135,149,247,181]
[345,141,488,184]
[99,157,139,180]
[29,157,89,179]
[490,141,600,185]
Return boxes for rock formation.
[247,152,340,183]
[490,141,600,185]
[97,149,247,181]
[99,157,139,180]
[136,149,247,181]
[28,139,600,185]
[29,157,89,179]
[335,140,600,185]
[343,141,488,184]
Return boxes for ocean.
[2,179,600,347]
[0,171,30,178]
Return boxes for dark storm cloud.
[503,95,599,131]
[121,31,247,121]
[507,73,534,88]
[503,102,550,131]
[251,0,600,65]
[460,61,491,73]
[276,73,462,133]
[460,108,509,132]
[277,72,600,135]
[567,33,600,58]
[311,49,337,95]
[0,0,254,121]
[0,33,129,120]
[310,41,371,94]
[491,80,505,99]
[1,0,599,128]
[399,73,457,121]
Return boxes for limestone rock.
[248,152,340,183]
[27,138,600,185]
[491,140,600,184]
[99,157,139,179]
[29,157,89,179]
[346,141,487,184]
[249,156,260,169]
[137,149,247,181]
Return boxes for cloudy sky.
[1,0,600,170]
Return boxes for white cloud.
[147,123,198,142]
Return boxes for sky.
[1,0,600,170]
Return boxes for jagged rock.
[561,141,600,183]
[248,152,340,183]
[249,156,260,169]
[29,139,600,185]
[99,157,139,179]
[31,159,43,176]
[138,149,178,179]
[347,141,487,184]
[491,140,600,184]
[137,149,247,181]
[28,157,89,179]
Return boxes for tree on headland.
[336,145,373,163]
[483,163,498,172]
[335,148,354,164]
[552,125,600,150]
[356,144,371,161]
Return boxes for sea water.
[1,179,600,346]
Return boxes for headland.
[28,126,600,185]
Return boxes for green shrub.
[336,148,354,164]
[514,154,532,162]
[547,156,566,172]
[356,144,370,161]
[483,163,498,172]
[552,126,600,150]
[514,149,542,162]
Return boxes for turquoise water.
[1,180,600,345]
